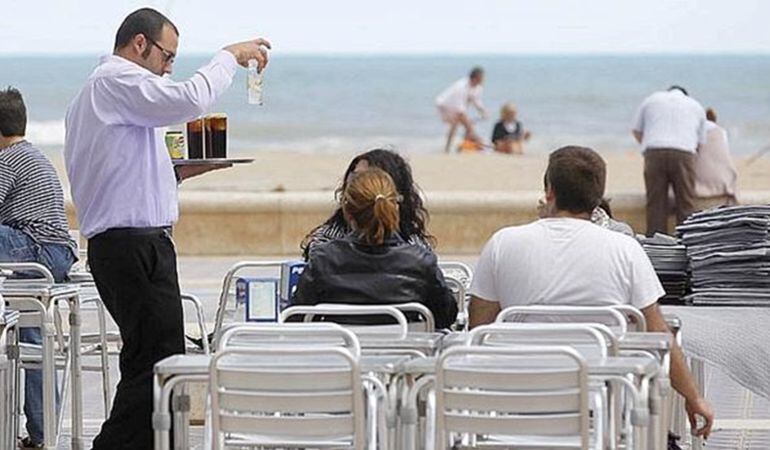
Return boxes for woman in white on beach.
[694,108,738,208]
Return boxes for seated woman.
[492,102,531,155]
[293,168,458,329]
[301,148,434,259]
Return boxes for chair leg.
[95,298,112,415]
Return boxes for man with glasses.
[64,7,270,449]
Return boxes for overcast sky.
[1,0,769,55]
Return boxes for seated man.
[0,87,76,448]
[468,145,714,439]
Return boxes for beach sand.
[50,149,770,196]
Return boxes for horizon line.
[1,50,770,58]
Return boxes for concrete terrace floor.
[27,255,770,449]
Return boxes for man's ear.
[545,185,556,202]
[133,34,149,55]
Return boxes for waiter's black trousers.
[88,228,185,450]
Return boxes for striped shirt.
[0,140,76,253]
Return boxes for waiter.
[64,8,269,449]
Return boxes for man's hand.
[175,163,232,183]
[685,396,715,439]
[224,38,272,71]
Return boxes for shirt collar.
[0,139,29,152]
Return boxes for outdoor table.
[2,283,82,450]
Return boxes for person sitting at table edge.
[0,86,74,449]
[293,167,458,329]
[468,145,715,438]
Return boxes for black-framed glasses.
[146,37,176,64]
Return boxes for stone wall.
[65,190,770,255]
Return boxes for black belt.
[91,226,172,241]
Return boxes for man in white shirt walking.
[64,8,270,449]
[435,67,488,153]
[632,86,707,235]
[468,145,714,439]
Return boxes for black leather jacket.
[293,233,458,329]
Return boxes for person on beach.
[632,85,707,235]
[301,148,434,259]
[492,102,531,155]
[435,67,488,153]
[64,8,270,449]
[693,107,738,209]
[468,145,715,439]
[0,87,76,449]
[294,168,458,329]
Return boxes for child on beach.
[492,102,531,155]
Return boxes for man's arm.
[642,303,714,438]
[468,295,501,329]
[632,130,643,144]
[102,39,271,128]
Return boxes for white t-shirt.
[632,90,707,153]
[470,218,664,311]
[435,77,483,113]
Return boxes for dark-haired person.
[436,67,488,153]
[632,86,708,235]
[294,168,457,329]
[468,145,714,439]
[301,148,434,259]
[0,87,75,449]
[64,8,270,449]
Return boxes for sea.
[2,54,770,155]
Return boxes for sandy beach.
[49,149,770,197]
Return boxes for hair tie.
[374,194,386,202]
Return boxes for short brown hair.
[545,146,606,214]
[114,8,178,51]
[342,168,400,245]
[0,87,26,137]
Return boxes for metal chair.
[435,345,592,449]
[209,346,367,449]
[211,261,287,349]
[1,304,21,450]
[1,262,83,449]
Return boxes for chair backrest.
[444,275,467,330]
[217,322,361,358]
[609,305,647,332]
[497,305,629,336]
[212,260,286,348]
[281,304,409,339]
[0,262,54,286]
[386,302,435,332]
[469,322,616,359]
[438,260,474,288]
[210,346,365,450]
[435,345,589,449]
